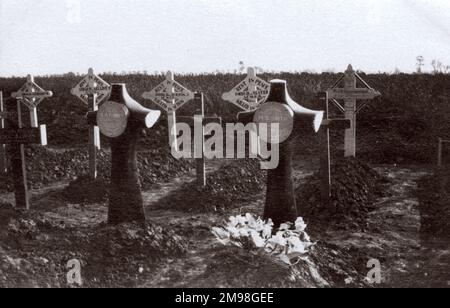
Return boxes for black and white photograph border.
[0,0,449,291]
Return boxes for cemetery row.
[0,65,386,228]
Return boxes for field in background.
[1,72,450,164]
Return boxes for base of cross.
[0,125,47,209]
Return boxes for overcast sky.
[0,0,449,76]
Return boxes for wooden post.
[12,101,30,209]
[318,92,332,204]
[194,93,206,186]
[438,138,443,167]
[88,94,100,179]
[0,91,7,173]
[344,66,357,158]
[29,107,39,128]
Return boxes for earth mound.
[156,159,267,213]
[295,157,389,232]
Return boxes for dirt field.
[1,157,448,288]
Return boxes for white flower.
[295,217,307,232]
[270,232,287,246]
[250,231,265,248]
[279,223,292,231]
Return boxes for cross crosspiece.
[327,65,381,158]
[71,68,111,179]
[11,75,53,128]
[223,67,270,157]
[142,71,195,153]
[177,92,222,186]
[317,92,351,205]
[238,80,324,227]
[88,84,161,225]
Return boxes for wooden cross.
[222,67,270,156]
[177,93,222,186]
[11,75,53,128]
[327,65,381,157]
[71,68,111,179]
[142,71,195,153]
[0,91,8,173]
[317,92,351,205]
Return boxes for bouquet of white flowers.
[212,214,315,266]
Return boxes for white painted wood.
[327,65,381,158]
[0,91,7,173]
[12,75,53,110]
[222,67,270,111]
[71,68,111,106]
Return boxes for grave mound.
[63,175,109,204]
[0,205,187,288]
[416,167,450,247]
[295,157,389,232]
[0,146,194,193]
[157,159,266,212]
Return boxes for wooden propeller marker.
[317,92,351,205]
[327,65,381,157]
[88,84,161,225]
[238,80,324,227]
[223,67,270,157]
[71,68,111,179]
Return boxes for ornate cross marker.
[3,77,51,209]
[12,75,53,128]
[142,71,195,152]
[238,80,324,227]
[223,67,270,156]
[222,67,270,111]
[317,92,351,204]
[88,84,161,225]
[71,68,111,179]
[327,65,381,157]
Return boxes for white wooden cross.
[12,75,53,128]
[71,68,111,179]
[327,65,381,157]
[222,67,270,111]
[222,67,270,156]
[142,71,195,152]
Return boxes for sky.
[0,0,450,77]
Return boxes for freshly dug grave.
[416,167,450,247]
[156,159,267,213]
[0,205,187,288]
[0,146,194,194]
[295,157,389,232]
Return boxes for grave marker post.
[222,67,270,157]
[177,92,222,186]
[71,68,111,179]
[317,92,351,205]
[327,65,381,157]
[0,91,7,173]
[238,80,324,227]
[3,77,52,209]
